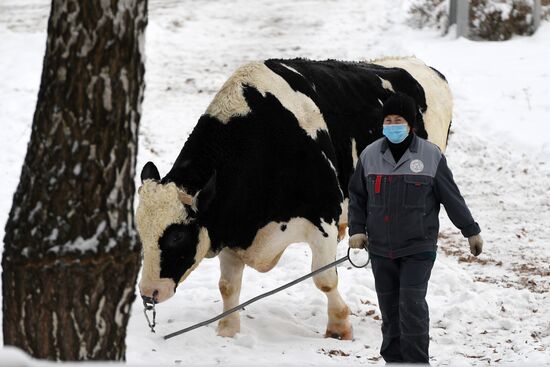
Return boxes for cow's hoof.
[324,324,353,341]
[217,319,240,338]
[217,327,239,338]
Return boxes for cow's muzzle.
[141,290,158,305]
[139,278,176,303]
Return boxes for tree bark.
[2,0,147,360]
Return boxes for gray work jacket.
[348,134,480,258]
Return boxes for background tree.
[2,0,148,360]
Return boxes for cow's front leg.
[309,227,353,340]
[217,248,244,337]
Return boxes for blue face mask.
[383,124,409,144]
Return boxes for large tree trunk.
[2,0,148,360]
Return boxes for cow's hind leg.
[217,248,244,337]
[309,225,353,340]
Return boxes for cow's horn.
[177,189,194,206]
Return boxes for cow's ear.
[141,161,161,183]
[195,171,216,213]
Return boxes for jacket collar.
[380,133,419,168]
[380,132,419,153]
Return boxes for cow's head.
[136,161,215,303]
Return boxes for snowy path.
[0,0,549,365]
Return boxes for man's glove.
[468,234,483,256]
[349,233,368,249]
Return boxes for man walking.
[347,92,483,363]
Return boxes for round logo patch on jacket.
[410,159,424,173]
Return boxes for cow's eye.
[173,233,184,243]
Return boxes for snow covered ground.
[0,0,549,365]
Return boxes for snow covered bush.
[406,0,450,33]
[469,0,540,40]
[406,0,545,40]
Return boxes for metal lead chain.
[143,292,158,333]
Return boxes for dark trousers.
[371,253,434,364]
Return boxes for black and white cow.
[136,57,452,339]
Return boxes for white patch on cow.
[344,138,359,227]
[136,180,190,249]
[351,138,359,168]
[136,180,212,303]
[280,62,304,77]
[317,144,342,204]
[205,61,329,139]
[339,198,349,229]
[320,151,337,176]
[306,219,352,338]
[373,56,453,152]
[308,218,339,282]
[234,217,336,273]
[136,180,189,297]
[378,76,395,92]
[217,248,245,337]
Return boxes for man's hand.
[349,233,368,249]
[468,234,483,256]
